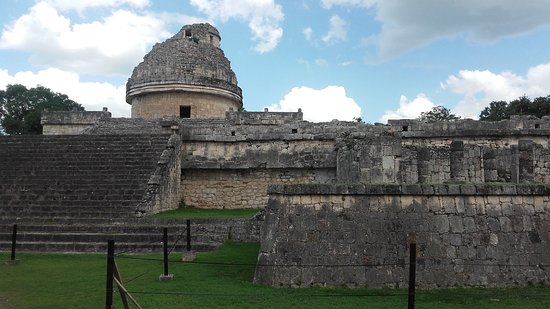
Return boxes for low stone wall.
[181,168,334,209]
[41,109,111,135]
[254,184,550,288]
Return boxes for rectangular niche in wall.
[180,106,191,118]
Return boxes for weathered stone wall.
[137,134,182,216]
[182,140,336,169]
[83,118,178,135]
[181,168,334,209]
[41,109,111,135]
[254,184,550,288]
[131,90,241,119]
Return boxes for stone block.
[433,215,449,233]
[449,216,464,233]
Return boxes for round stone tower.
[126,23,243,119]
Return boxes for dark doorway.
[180,106,191,118]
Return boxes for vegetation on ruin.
[417,106,461,122]
[152,205,261,219]
[1,242,549,308]
[480,95,550,121]
[0,84,84,135]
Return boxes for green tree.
[479,95,550,121]
[0,84,84,135]
[479,100,510,121]
[417,105,461,123]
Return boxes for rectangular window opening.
[291,128,298,134]
[402,125,409,132]
[180,106,191,118]
[535,123,540,129]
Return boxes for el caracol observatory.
[126,23,243,119]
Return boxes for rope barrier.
[113,255,550,269]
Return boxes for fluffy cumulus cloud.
[378,94,435,123]
[443,63,550,119]
[322,0,550,59]
[322,15,347,45]
[266,85,361,122]
[0,1,183,75]
[190,0,284,53]
[0,68,129,117]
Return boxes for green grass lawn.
[1,242,549,308]
[151,207,261,219]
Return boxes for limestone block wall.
[131,90,240,119]
[182,140,336,169]
[41,109,111,135]
[337,135,550,185]
[254,184,550,288]
[137,134,182,216]
[181,168,334,209]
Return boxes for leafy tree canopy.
[417,105,461,123]
[479,95,550,121]
[0,84,84,135]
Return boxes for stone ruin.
[2,23,549,288]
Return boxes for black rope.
[125,290,407,297]
[112,255,550,269]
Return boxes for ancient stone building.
[126,23,243,119]
[1,23,549,289]
[41,108,111,135]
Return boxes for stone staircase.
[0,134,259,253]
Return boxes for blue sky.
[1,0,549,123]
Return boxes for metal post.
[10,224,17,261]
[163,227,169,276]
[106,240,115,309]
[159,228,173,281]
[186,219,191,252]
[407,242,417,309]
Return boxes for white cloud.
[0,1,180,75]
[303,27,313,41]
[42,0,149,12]
[0,68,129,117]
[322,0,550,59]
[322,15,347,44]
[443,63,550,119]
[378,94,435,123]
[266,85,361,122]
[190,0,284,53]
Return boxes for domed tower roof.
[126,23,243,118]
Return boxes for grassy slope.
[151,207,261,219]
[1,243,549,308]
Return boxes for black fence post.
[186,219,191,252]
[159,227,173,281]
[105,239,115,309]
[408,242,417,309]
[5,224,19,265]
[10,224,17,261]
[163,227,169,276]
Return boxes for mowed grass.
[0,242,549,308]
[151,206,261,219]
